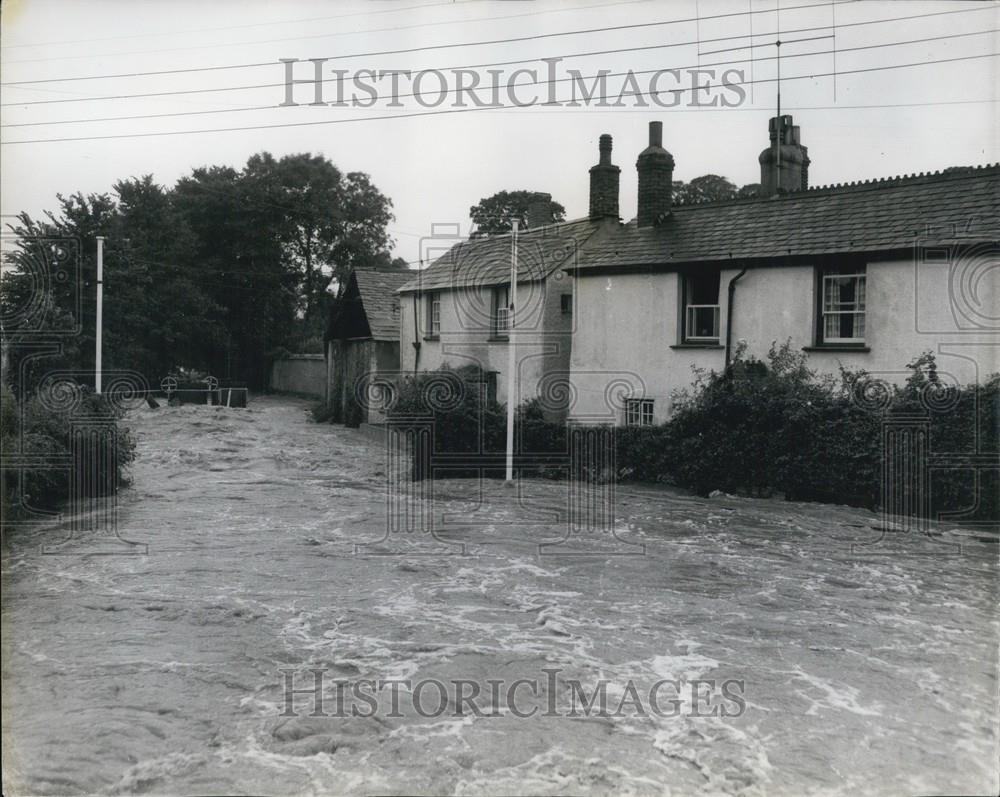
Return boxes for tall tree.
[672,175,738,205]
[241,153,395,336]
[672,175,765,204]
[1,182,222,392]
[469,191,567,238]
[114,176,221,378]
[4,152,398,391]
[173,164,294,387]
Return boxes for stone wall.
[270,354,326,398]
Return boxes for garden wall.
[270,354,326,398]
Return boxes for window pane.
[821,269,866,342]
[684,271,720,342]
[492,286,509,334]
[688,271,720,304]
[824,313,839,339]
[625,399,653,426]
[430,297,440,334]
[686,305,720,340]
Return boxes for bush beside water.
[383,350,998,523]
[1,382,136,521]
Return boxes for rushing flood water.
[2,396,998,796]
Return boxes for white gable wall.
[398,272,575,416]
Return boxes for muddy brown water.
[2,396,997,795]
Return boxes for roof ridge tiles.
[669,163,998,211]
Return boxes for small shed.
[325,267,412,426]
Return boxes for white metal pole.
[95,236,104,394]
[504,220,519,483]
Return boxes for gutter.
[411,293,421,374]
[724,266,748,368]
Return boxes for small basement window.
[625,398,654,427]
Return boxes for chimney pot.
[636,121,674,227]
[598,134,613,166]
[648,120,663,148]
[526,192,553,230]
[589,133,621,220]
[759,114,809,195]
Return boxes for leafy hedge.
[618,345,997,522]
[386,351,998,523]
[1,381,136,520]
[387,366,569,479]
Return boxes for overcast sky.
[2,0,997,265]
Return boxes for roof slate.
[352,268,413,340]
[398,217,612,293]
[575,165,1000,271]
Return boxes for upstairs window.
[426,292,441,337]
[682,270,721,343]
[681,269,719,343]
[625,398,654,427]
[560,294,573,315]
[491,285,510,337]
[820,267,866,343]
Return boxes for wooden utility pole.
[95,236,104,394]
[504,220,519,483]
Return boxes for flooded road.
[2,396,998,796]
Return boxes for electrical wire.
[6,50,998,146]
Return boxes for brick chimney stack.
[636,121,674,227]
[589,133,621,219]
[526,193,553,230]
[759,115,810,195]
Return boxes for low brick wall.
[270,354,326,398]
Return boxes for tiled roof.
[575,165,1000,271]
[398,217,613,293]
[352,268,413,340]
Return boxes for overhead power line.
[6,96,996,131]
[3,26,993,113]
[4,50,997,146]
[1,0,658,63]
[3,1,469,49]
[0,21,866,118]
[2,0,902,85]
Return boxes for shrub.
[1,381,18,519]
[615,345,997,522]
[311,401,335,424]
[613,424,674,482]
[2,384,136,518]
[387,366,565,479]
[382,355,998,523]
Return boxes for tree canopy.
[1,152,398,391]
[469,190,566,237]
[672,174,762,204]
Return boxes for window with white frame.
[426,292,441,336]
[820,267,866,343]
[491,284,510,337]
[682,270,721,342]
[625,398,654,427]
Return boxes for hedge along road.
[1,395,997,796]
